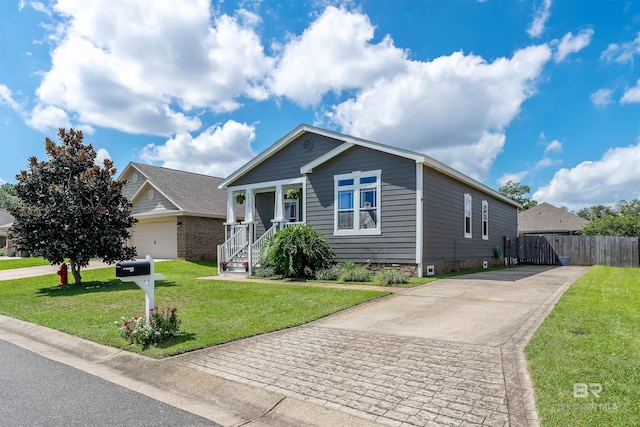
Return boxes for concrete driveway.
[175,265,588,427]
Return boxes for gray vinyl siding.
[231,134,343,186]
[422,166,517,263]
[255,192,275,237]
[121,170,145,200]
[132,189,178,215]
[307,146,417,264]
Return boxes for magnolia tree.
[10,128,137,284]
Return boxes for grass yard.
[525,265,640,426]
[0,260,388,358]
[0,257,50,270]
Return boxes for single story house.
[217,124,519,277]
[518,202,589,235]
[0,209,14,250]
[119,163,242,260]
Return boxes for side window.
[334,170,381,235]
[464,193,472,238]
[482,200,488,240]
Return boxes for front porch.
[217,179,305,276]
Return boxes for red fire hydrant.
[57,263,68,285]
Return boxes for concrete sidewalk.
[0,260,114,281]
[0,265,589,426]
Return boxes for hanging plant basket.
[286,188,302,200]
[234,193,246,204]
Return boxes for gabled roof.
[0,209,14,228]
[119,163,241,218]
[219,124,519,207]
[518,202,589,234]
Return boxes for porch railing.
[251,223,278,267]
[217,223,249,271]
[282,221,304,229]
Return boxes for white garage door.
[131,218,177,259]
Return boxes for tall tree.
[498,181,538,211]
[576,204,616,221]
[0,183,19,209]
[10,128,137,284]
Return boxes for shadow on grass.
[138,332,198,352]
[181,260,217,268]
[36,279,179,297]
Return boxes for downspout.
[416,162,424,277]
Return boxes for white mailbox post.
[115,255,165,322]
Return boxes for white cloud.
[620,79,640,104]
[268,6,408,106]
[18,0,25,11]
[0,84,21,111]
[601,33,640,63]
[535,157,561,169]
[533,143,640,208]
[497,171,529,186]
[26,104,71,132]
[544,139,562,153]
[327,44,552,179]
[554,29,594,62]
[30,1,51,16]
[95,148,111,165]
[34,0,271,136]
[140,120,256,178]
[591,88,613,108]
[527,0,552,38]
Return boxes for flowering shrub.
[219,261,228,271]
[119,306,181,345]
[243,261,249,272]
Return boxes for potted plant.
[234,194,246,204]
[286,188,301,199]
[243,261,249,272]
[220,261,228,271]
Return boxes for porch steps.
[220,248,249,276]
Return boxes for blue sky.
[1,0,640,210]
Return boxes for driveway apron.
[174,266,588,427]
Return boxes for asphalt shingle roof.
[0,209,14,227]
[128,163,241,218]
[518,202,589,234]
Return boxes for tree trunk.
[69,259,82,285]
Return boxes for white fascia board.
[421,157,521,208]
[117,162,136,182]
[226,176,306,192]
[415,163,423,266]
[134,211,226,220]
[130,181,184,211]
[300,143,354,173]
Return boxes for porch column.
[274,184,284,228]
[226,190,236,224]
[244,189,254,223]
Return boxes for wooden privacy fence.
[518,235,640,267]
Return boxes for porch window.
[284,199,299,222]
[482,200,488,240]
[464,193,472,238]
[334,170,381,235]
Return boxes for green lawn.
[0,260,388,358]
[525,265,640,426]
[0,257,50,270]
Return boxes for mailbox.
[116,261,151,277]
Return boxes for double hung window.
[464,193,472,238]
[335,170,381,235]
[482,200,489,240]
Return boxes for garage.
[130,218,177,259]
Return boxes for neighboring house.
[119,163,242,260]
[0,209,14,250]
[217,124,519,276]
[518,202,589,235]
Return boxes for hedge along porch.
[217,124,519,277]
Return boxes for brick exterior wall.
[176,216,225,261]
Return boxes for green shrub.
[263,224,335,278]
[375,268,409,285]
[315,267,338,280]
[337,262,371,282]
[254,265,276,278]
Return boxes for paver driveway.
[174,265,588,427]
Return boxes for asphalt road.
[0,339,220,426]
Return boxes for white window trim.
[464,193,472,239]
[482,200,489,240]
[334,169,382,236]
